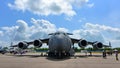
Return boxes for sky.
[0,0,120,48]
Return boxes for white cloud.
[0,18,57,45]
[0,31,3,36]
[0,26,18,41]
[17,20,28,32]
[30,18,56,34]
[15,18,57,41]
[29,18,56,39]
[84,23,120,40]
[87,3,94,8]
[83,23,120,47]
[58,28,69,32]
[0,41,10,47]
[72,0,89,7]
[0,19,120,47]
[72,29,105,42]
[8,0,93,17]
[69,23,120,47]
[13,20,29,41]
[78,18,86,23]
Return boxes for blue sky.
[0,0,120,48]
[1,0,120,29]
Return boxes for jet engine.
[18,42,28,49]
[33,40,42,47]
[78,40,87,48]
[93,42,103,49]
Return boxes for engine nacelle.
[33,40,42,47]
[78,40,87,48]
[18,42,28,49]
[93,42,103,49]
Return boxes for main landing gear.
[48,52,70,59]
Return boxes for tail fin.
[10,42,13,47]
[109,41,111,47]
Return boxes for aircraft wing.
[88,41,111,46]
[41,38,49,44]
[71,38,111,48]
[102,44,111,47]
[10,44,18,47]
[10,38,49,49]
[27,38,49,45]
[71,38,88,48]
[71,38,80,43]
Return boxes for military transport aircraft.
[0,46,7,54]
[11,31,111,58]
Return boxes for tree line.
[2,47,120,52]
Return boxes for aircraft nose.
[54,35,65,51]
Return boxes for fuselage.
[48,32,73,54]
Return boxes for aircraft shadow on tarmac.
[7,54,71,61]
[7,54,102,61]
[8,54,47,58]
[74,55,102,58]
[46,57,71,61]
[7,54,72,60]
[45,55,102,61]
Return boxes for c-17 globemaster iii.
[11,31,111,58]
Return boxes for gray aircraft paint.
[49,32,72,53]
[11,31,111,58]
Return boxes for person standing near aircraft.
[89,51,92,56]
[114,49,119,61]
[103,50,107,59]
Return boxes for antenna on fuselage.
[66,33,73,35]
[48,33,54,35]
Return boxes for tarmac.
[0,53,120,68]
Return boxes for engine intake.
[18,42,28,49]
[33,40,42,47]
[78,40,87,48]
[93,42,103,49]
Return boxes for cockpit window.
[54,32,66,35]
[63,33,66,35]
[55,32,60,35]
